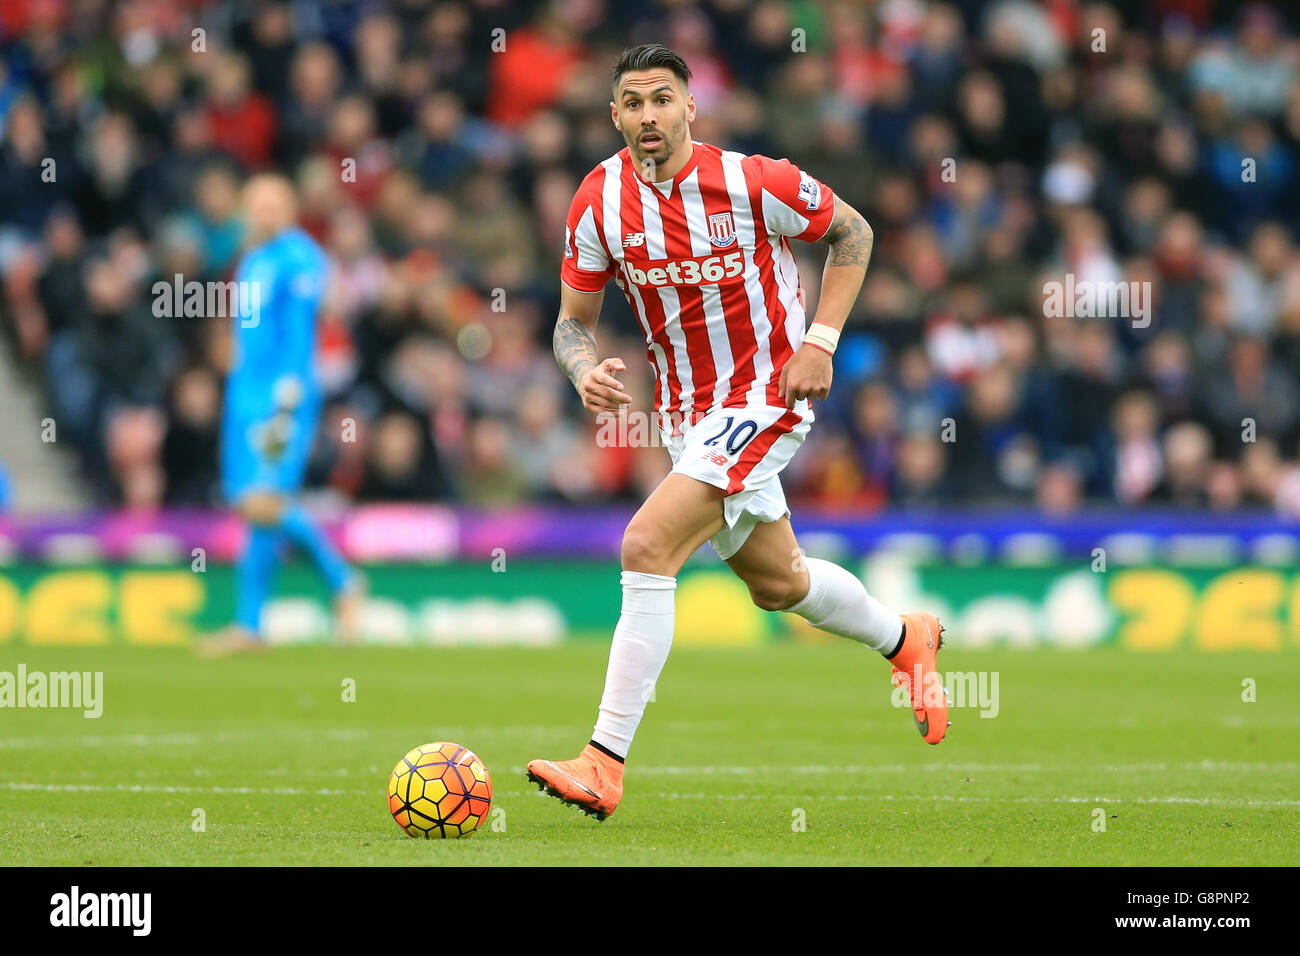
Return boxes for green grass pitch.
[1,642,1296,865]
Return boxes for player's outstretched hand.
[779,344,833,407]
[577,357,632,414]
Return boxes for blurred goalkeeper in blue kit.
[200,173,362,655]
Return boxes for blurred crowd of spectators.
[3,0,1300,515]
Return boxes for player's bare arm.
[822,196,875,268]
[554,283,631,414]
[779,197,874,407]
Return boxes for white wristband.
[803,322,841,355]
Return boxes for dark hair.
[611,44,691,99]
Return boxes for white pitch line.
[0,728,372,750]
[2,781,1295,809]
[11,760,1295,785]
[0,724,574,751]
[0,781,373,796]
[559,761,1300,776]
[639,792,1300,808]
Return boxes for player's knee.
[747,576,806,612]
[620,522,669,574]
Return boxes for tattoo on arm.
[820,200,874,268]
[554,316,598,387]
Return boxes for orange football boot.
[526,744,624,821]
[888,612,950,745]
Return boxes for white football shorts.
[662,399,814,560]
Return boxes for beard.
[627,123,682,175]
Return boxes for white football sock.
[788,557,902,653]
[590,570,677,760]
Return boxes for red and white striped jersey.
[561,141,836,430]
